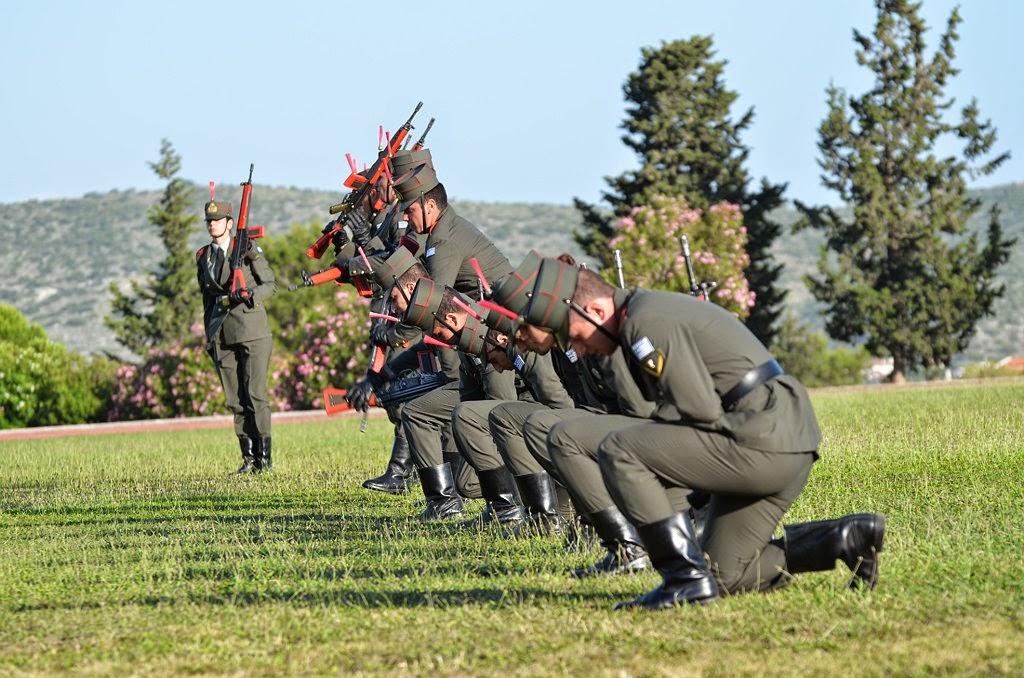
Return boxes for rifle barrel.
[613,249,626,289]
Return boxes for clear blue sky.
[1,1,1020,209]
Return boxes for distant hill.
[1,182,1022,364]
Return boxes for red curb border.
[0,409,388,442]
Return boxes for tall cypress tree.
[106,139,201,354]
[795,0,1013,383]
[574,36,787,344]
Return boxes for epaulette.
[195,246,206,261]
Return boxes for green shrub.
[771,313,871,387]
[271,288,373,411]
[0,337,105,429]
[961,361,1022,379]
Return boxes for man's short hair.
[396,262,428,287]
[434,287,462,319]
[572,268,615,306]
[425,182,448,212]
[485,327,507,347]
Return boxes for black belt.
[721,359,784,410]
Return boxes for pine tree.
[573,37,787,344]
[795,0,1013,383]
[106,139,201,354]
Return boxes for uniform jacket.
[422,206,511,300]
[618,288,821,453]
[197,239,276,345]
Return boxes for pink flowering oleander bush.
[107,288,374,420]
[606,195,754,319]
[271,288,372,411]
[108,323,224,421]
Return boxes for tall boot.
[504,472,561,538]
[362,435,415,494]
[445,451,481,499]
[459,466,523,529]
[614,512,720,610]
[234,436,256,475]
[784,513,886,589]
[253,436,272,472]
[417,463,464,521]
[572,505,651,578]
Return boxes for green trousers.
[598,419,815,593]
[208,334,272,439]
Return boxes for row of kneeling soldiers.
[202,145,886,610]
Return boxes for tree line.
[0,0,1013,428]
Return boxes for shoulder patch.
[631,336,655,360]
[631,336,665,378]
[195,246,205,261]
[513,354,526,371]
[640,350,665,378]
[425,246,436,258]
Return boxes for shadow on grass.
[11,586,629,612]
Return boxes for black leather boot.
[234,436,256,475]
[503,472,561,538]
[784,513,886,589]
[362,434,415,494]
[614,512,720,610]
[417,463,464,521]
[572,505,651,578]
[253,436,272,472]
[459,466,523,529]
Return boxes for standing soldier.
[197,196,277,474]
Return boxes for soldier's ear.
[585,297,614,322]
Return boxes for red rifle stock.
[306,102,423,259]
[323,388,379,415]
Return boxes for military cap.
[395,164,440,210]
[371,245,419,289]
[204,200,233,221]
[455,304,490,359]
[523,257,579,350]
[391,148,433,178]
[402,277,443,332]
[482,250,544,335]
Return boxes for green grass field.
[2,381,1023,676]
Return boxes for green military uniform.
[400,281,512,519]
[498,257,652,572]
[595,288,820,594]
[196,200,277,473]
[453,339,573,527]
[388,164,515,519]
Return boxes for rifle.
[228,163,265,302]
[306,102,423,259]
[679,235,716,301]
[412,117,435,150]
[322,355,445,416]
[287,266,374,298]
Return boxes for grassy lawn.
[1,381,1022,676]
